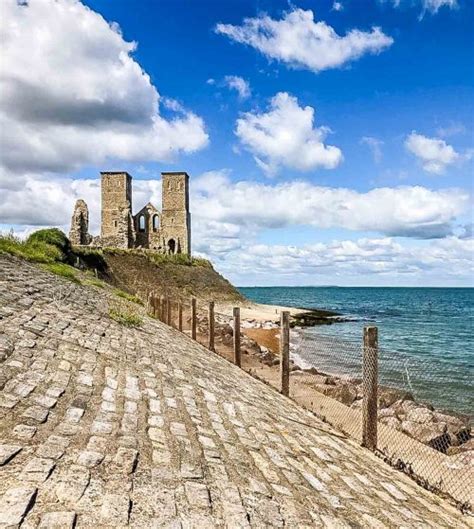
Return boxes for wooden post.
[159,296,165,322]
[280,311,290,397]
[156,294,161,320]
[233,307,241,367]
[362,326,378,451]
[167,297,172,327]
[147,292,153,316]
[208,301,215,352]
[191,298,197,340]
[178,301,183,331]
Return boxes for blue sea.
[239,287,474,417]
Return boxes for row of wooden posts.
[147,293,380,452]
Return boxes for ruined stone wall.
[100,172,133,248]
[69,199,91,246]
[160,172,191,255]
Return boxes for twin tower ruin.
[69,171,191,255]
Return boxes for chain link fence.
[293,330,473,511]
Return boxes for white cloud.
[405,132,461,174]
[421,0,458,15]
[0,0,208,179]
[332,2,344,11]
[2,171,467,241]
[214,236,473,286]
[436,122,466,138]
[215,8,393,73]
[235,92,343,175]
[223,76,251,99]
[360,136,384,163]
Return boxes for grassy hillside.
[0,230,245,304]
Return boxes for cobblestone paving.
[0,255,472,528]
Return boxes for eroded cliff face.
[100,250,245,304]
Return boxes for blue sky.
[0,0,473,286]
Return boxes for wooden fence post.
[362,326,378,451]
[233,307,241,367]
[159,296,165,322]
[191,298,197,340]
[167,297,172,327]
[178,301,183,331]
[280,311,290,396]
[208,301,215,352]
[147,292,153,316]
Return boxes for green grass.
[0,233,63,263]
[84,277,106,288]
[41,263,80,283]
[104,247,213,269]
[109,308,143,327]
[114,289,143,305]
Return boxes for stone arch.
[138,214,146,232]
[152,214,159,231]
[168,239,176,254]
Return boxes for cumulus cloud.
[2,171,467,240]
[0,0,208,180]
[213,236,473,285]
[421,0,458,15]
[360,136,384,163]
[405,132,463,174]
[215,8,393,73]
[223,76,251,99]
[235,92,342,175]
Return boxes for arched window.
[152,215,159,231]
[138,215,146,232]
[168,239,176,254]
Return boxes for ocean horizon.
[239,286,474,417]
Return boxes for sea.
[238,287,474,418]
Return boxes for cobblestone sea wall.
[0,255,471,528]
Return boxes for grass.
[114,289,143,305]
[109,308,143,327]
[104,247,213,269]
[0,233,63,263]
[41,262,80,283]
[84,277,106,288]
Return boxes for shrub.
[109,308,142,327]
[0,233,62,263]
[114,289,143,305]
[27,228,72,262]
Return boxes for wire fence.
[293,331,473,511]
[146,293,473,512]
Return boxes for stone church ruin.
[69,171,191,254]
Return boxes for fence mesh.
[146,294,473,511]
[293,331,473,510]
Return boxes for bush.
[27,228,72,262]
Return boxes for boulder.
[380,416,402,431]
[405,407,435,425]
[401,419,450,452]
[378,386,414,409]
[379,407,397,419]
[313,383,358,406]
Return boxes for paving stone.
[21,457,56,483]
[0,486,37,527]
[22,405,49,423]
[38,511,76,529]
[65,407,84,423]
[13,424,37,439]
[100,493,130,525]
[77,450,105,468]
[0,444,22,466]
[55,465,90,504]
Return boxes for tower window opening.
[152,215,159,231]
[138,215,146,232]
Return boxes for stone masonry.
[69,171,191,254]
[0,254,472,528]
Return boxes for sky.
[0,0,473,286]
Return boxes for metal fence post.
[191,298,197,340]
[280,311,290,396]
[178,301,183,332]
[208,301,215,352]
[362,326,378,451]
[233,307,241,367]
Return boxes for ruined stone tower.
[160,172,191,255]
[69,170,191,254]
[100,171,135,248]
